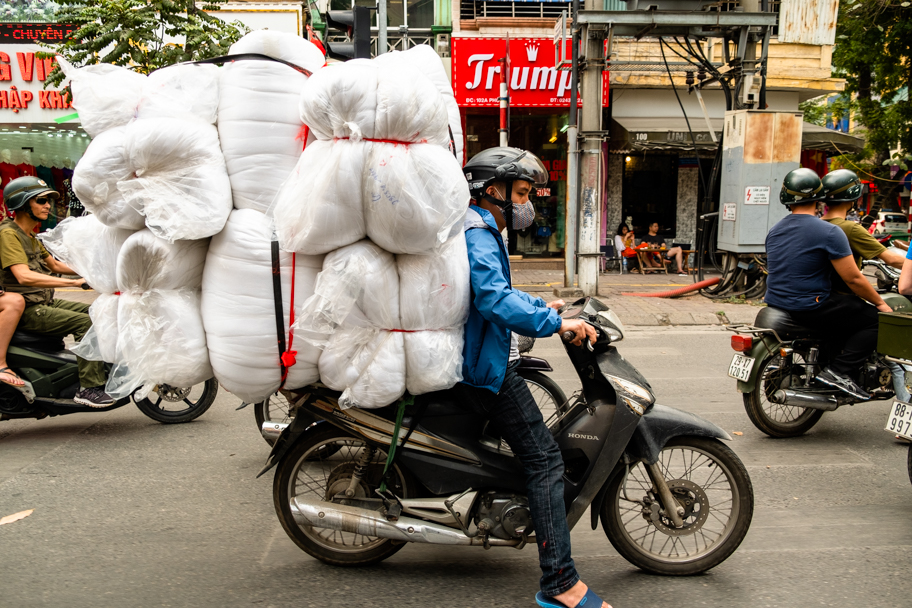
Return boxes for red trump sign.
[452,37,609,108]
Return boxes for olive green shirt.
[824,217,887,295]
[0,217,54,305]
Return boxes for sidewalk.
[514,268,763,327]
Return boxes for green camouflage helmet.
[2,175,60,212]
[779,168,824,205]
[822,169,863,204]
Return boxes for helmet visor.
[512,152,549,187]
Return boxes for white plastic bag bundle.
[398,234,470,394]
[229,29,327,72]
[201,209,325,403]
[298,59,379,140]
[106,290,212,398]
[58,58,145,138]
[71,293,121,364]
[364,143,469,254]
[273,139,368,254]
[137,63,220,124]
[116,229,209,292]
[298,240,404,408]
[118,117,232,241]
[72,127,146,230]
[38,215,134,294]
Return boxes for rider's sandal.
[0,367,24,387]
[535,588,609,608]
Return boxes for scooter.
[261,297,754,575]
[729,258,912,438]
[0,329,218,424]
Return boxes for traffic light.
[324,6,371,61]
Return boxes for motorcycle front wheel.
[273,424,415,566]
[743,353,824,438]
[601,437,753,575]
[133,378,218,424]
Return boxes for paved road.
[2,327,910,607]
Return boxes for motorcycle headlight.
[606,374,655,416]
[597,309,626,343]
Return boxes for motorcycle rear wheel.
[907,444,912,486]
[601,437,753,575]
[743,354,824,438]
[133,379,218,424]
[273,424,414,566]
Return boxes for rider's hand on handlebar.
[876,302,893,313]
[72,278,86,288]
[547,299,565,311]
[559,319,597,346]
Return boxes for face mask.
[489,186,536,231]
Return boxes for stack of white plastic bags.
[64,58,231,241]
[270,47,471,409]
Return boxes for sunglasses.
[33,197,52,206]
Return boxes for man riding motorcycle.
[765,168,891,401]
[0,176,112,407]
[458,147,608,608]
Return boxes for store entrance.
[621,154,679,238]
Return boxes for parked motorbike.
[730,258,912,438]
[0,329,217,424]
[253,335,568,446]
[261,297,754,575]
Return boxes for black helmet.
[3,176,60,212]
[462,147,548,200]
[822,169,863,204]
[779,168,824,206]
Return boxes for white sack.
[398,234,470,394]
[72,127,146,231]
[202,209,324,404]
[116,229,209,292]
[273,139,368,254]
[298,59,379,140]
[218,61,310,214]
[229,29,326,73]
[58,58,145,138]
[319,328,406,409]
[118,117,232,241]
[137,63,220,124]
[363,143,469,254]
[106,290,212,398]
[38,215,134,294]
[71,293,121,364]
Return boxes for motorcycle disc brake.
[647,479,710,536]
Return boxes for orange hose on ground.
[621,277,721,298]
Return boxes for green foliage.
[833,0,912,161]
[42,0,248,87]
[0,1,60,22]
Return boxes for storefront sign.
[0,44,72,120]
[744,186,770,205]
[0,23,75,44]
[452,37,609,108]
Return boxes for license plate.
[885,400,912,440]
[728,354,754,381]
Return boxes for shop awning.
[610,117,865,154]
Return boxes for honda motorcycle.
[730,258,912,438]
[0,329,217,424]
[261,297,754,575]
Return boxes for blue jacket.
[461,206,562,393]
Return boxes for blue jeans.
[456,360,579,596]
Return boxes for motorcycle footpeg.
[375,489,403,522]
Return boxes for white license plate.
[885,400,912,440]
[728,354,755,381]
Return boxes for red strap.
[297,124,311,151]
[280,253,298,386]
[333,136,428,146]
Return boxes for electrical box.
[717,110,803,253]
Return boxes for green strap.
[379,394,413,492]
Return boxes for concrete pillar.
[605,154,624,239]
[676,164,700,260]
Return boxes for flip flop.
[535,588,608,608]
[0,367,24,387]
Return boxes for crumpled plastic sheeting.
[105,290,212,399]
[298,59,379,141]
[116,229,209,292]
[375,45,464,165]
[218,61,311,214]
[71,293,120,364]
[72,127,146,231]
[58,58,145,138]
[319,328,406,410]
[118,117,232,241]
[397,234,470,394]
[273,139,367,254]
[363,143,469,254]
[202,209,324,404]
[229,29,327,74]
[137,63,220,124]
[37,215,134,294]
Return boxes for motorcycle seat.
[9,330,67,352]
[754,307,822,340]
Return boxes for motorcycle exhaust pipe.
[771,389,839,411]
[290,497,521,547]
[261,421,289,442]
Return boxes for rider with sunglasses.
[0,176,112,407]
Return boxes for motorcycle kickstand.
[646,462,685,528]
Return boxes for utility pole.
[564,2,580,290]
[576,0,605,295]
[377,0,387,55]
